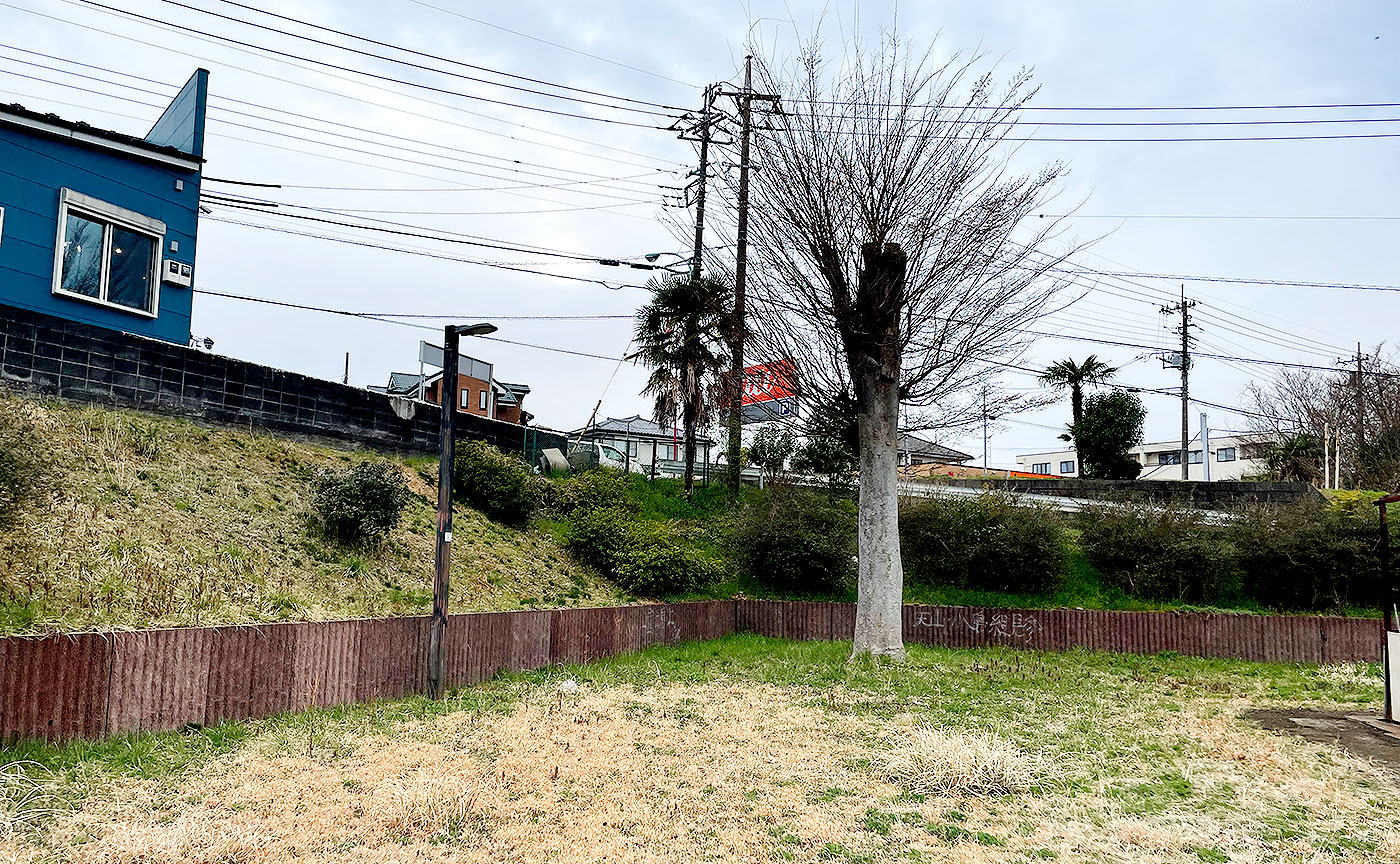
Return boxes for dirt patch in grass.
[1247,707,1400,772]
[14,672,1400,864]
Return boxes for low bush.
[0,403,54,530]
[1076,505,1234,604]
[547,469,639,517]
[567,507,719,596]
[310,461,411,542]
[728,488,856,593]
[1228,503,1380,612]
[900,494,1068,595]
[452,441,539,524]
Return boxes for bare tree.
[1243,344,1400,488]
[742,37,1075,658]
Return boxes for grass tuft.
[880,728,1034,796]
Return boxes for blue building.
[0,70,208,346]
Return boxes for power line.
[0,74,676,219]
[0,44,679,191]
[788,97,1400,111]
[789,109,1400,128]
[401,0,696,90]
[203,0,686,112]
[5,0,687,170]
[1073,264,1400,293]
[203,215,650,291]
[71,0,673,128]
[193,288,633,320]
[198,288,628,361]
[997,322,1400,380]
[820,128,1400,142]
[0,58,668,203]
[1039,212,1400,221]
[201,198,666,265]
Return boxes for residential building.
[1014,431,1279,481]
[491,381,531,424]
[573,415,716,473]
[366,371,426,398]
[897,433,974,467]
[0,71,209,346]
[373,356,533,425]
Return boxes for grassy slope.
[3,637,1392,863]
[0,392,629,635]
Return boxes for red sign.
[742,359,796,405]
[741,359,797,423]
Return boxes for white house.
[1015,431,1280,481]
[571,415,717,474]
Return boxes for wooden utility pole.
[1161,286,1197,481]
[721,57,780,494]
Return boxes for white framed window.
[1060,460,1075,474]
[52,188,165,317]
[479,390,488,411]
[1031,462,1050,474]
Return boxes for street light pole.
[428,321,498,700]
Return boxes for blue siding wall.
[0,130,200,346]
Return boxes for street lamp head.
[644,253,661,262]
[456,322,498,337]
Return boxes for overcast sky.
[4,1,1398,463]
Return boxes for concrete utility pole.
[678,83,719,283]
[1200,413,1211,482]
[720,57,780,495]
[1335,343,1370,489]
[1356,342,1367,488]
[981,385,990,477]
[1161,286,1197,481]
[428,322,497,700]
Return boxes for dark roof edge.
[0,104,203,168]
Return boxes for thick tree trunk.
[852,374,904,660]
[847,242,907,661]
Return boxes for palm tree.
[1266,434,1324,484]
[631,275,734,497]
[1039,355,1118,434]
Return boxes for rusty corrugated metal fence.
[0,600,1381,741]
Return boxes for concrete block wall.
[0,301,566,457]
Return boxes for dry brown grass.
[12,679,1396,864]
[0,392,628,634]
[879,728,1033,796]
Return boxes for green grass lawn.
[3,636,1393,863]
[0,393,629,635]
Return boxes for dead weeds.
[10,677,1397,864]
